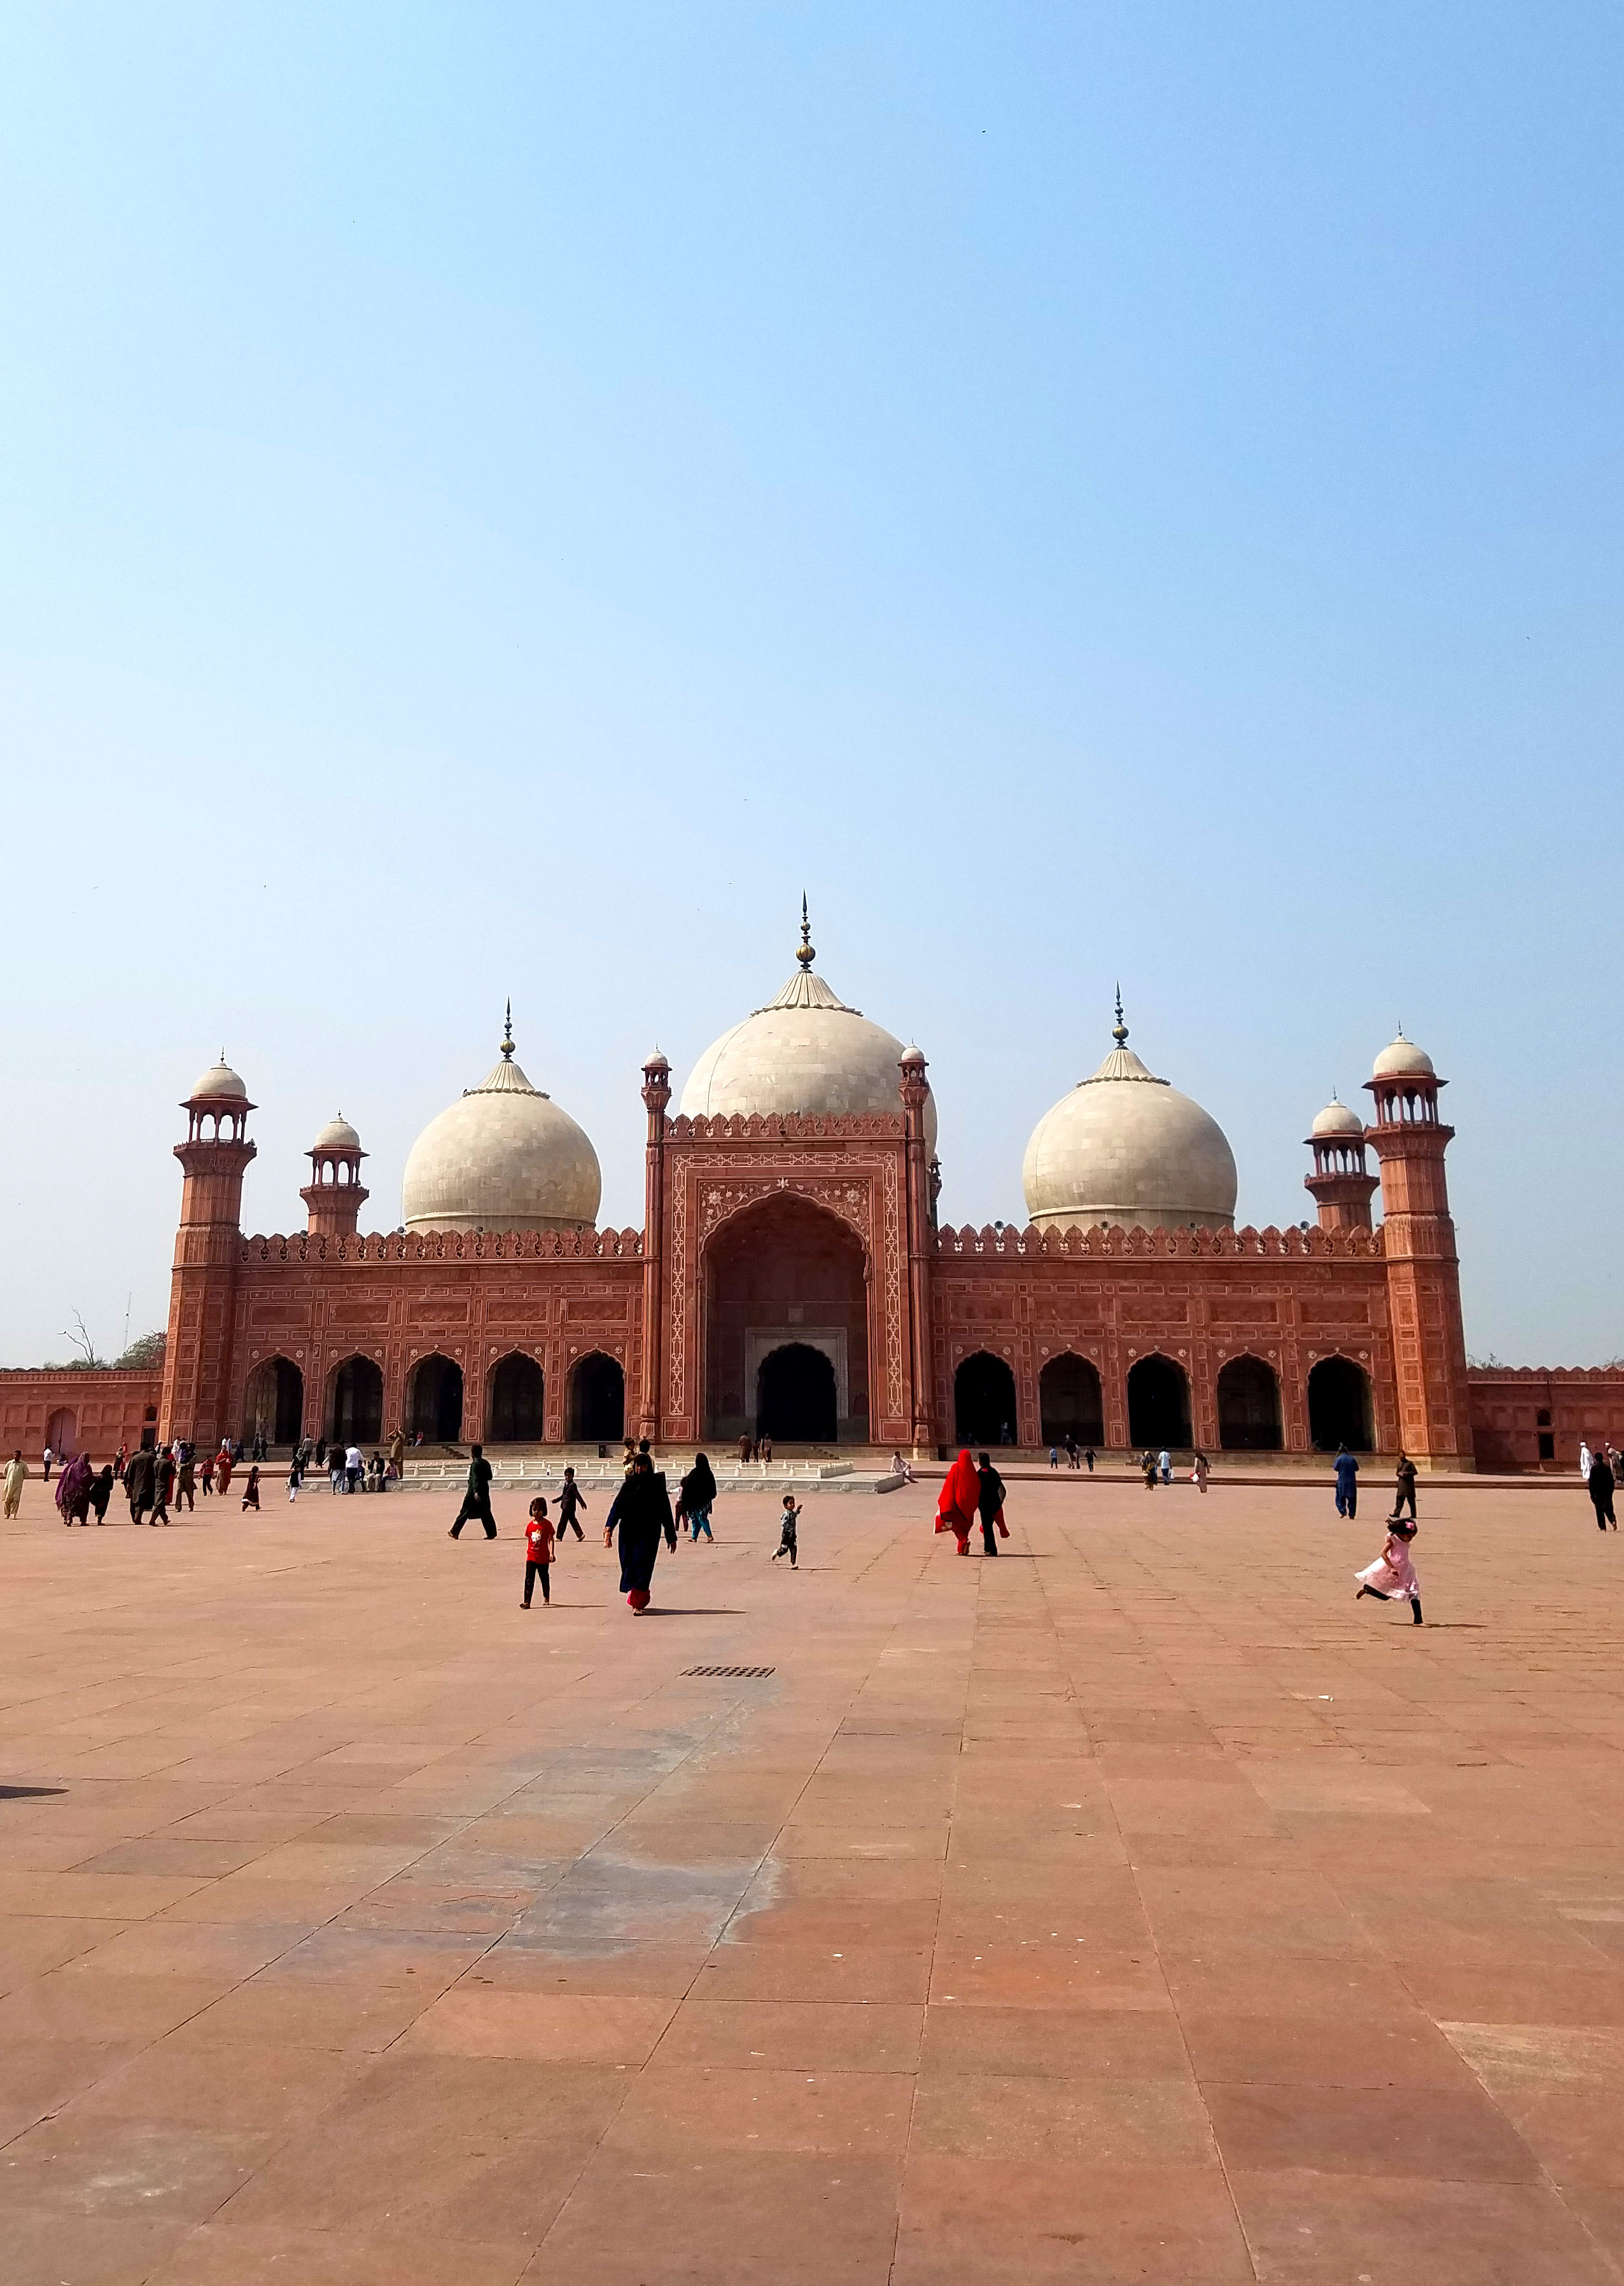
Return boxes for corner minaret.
[159,1055,257,1446]
[1364,1032,1473,1468]
[1303,1096,1378,1231]
[302,1113,368,1238]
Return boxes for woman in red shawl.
[935,1449,980,1556]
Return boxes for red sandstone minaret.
[1303,1097,1379,1231]
[158,1055,256,1447]
[899,1042,937,1453]
[638,1046,671,1443]
[301,1113,368,1238]
[1364,1033,1474,1469]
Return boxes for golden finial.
[1112,985,1128,1048]
[796,893,815,968]
[501,1000,515,1060]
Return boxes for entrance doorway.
[244,1356,304,1447]
[570,1352,625,1441]
[1126,1354,1191,1448]
[1039,1354,1103,1446]
[45,1407,78,1459]
[488,1353,543,1441]
[1308,1356,1373,1450]
[704,1195,868,1443]
[407,1354,464,1443]
[330,1356,383,1445]
[954,1352,1018,1446]
[757,1343,838,1441]
[1216,1355,1282,1450]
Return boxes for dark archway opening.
[570,1352,625,1441]
[1127,1354,1191,1448]
[245,1357,304,1447]
[1039,1354,1104,1446]
[955,1352,1018,1446]
[488,1352,543,1441]
[331,1356,383,1445]
[703,1193,868,1443]
[757,1343,837,1441]
[1308,1357,1373,1452]
[1217,1355,1282,1451]
[45,1407,78,1458]
[408,1354,464,1442]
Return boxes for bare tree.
[59,1311,104,1370]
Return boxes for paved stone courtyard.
[3,1469,1624,2283]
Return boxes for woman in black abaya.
[605,1453,674,1612]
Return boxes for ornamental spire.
[1112,985,1128,1048]
[796,893,815,969]
[501,1000,515,1061]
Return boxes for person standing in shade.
[522,1497,554,1606]
[3,1450,27,1517]
[1389,1452,1418,1524]
[976,1452,1009,1555]
[449,1443,497,1539]
[605,1450,672,1611]
[555,1466,587,1545]
[1333,1445,1359,1519]
[125,1445,156,1526]
[1588,1447,1617,1531]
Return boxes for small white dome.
[1311,1098,1363,1138]
[679,945,937,1152]
[312,1112,361,1152]
[190,1056,248,1101]
[1022,1019,1237,1234]
[1373,1032,1435,1079]
[403,1041,600,1233]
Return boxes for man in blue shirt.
[1333,1445,1359,1519]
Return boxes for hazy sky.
[2,4,1620,1368]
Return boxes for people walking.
[975,1452,1008,1554]
[3,1449,27,1517]
[523,1497,554,1606]
[113,1443,127,1483]
[151,1449,174,1526]
[772,1493,801,1566]
[55,1452,93,1525]
[329,1448,344,1494]
[1158,1448,1172,1485]
[288,1452,302,1502]
[605,1450,673,1611]
[241,1464,260,1511]
[1355,1516,1423,1623]
[759,1434,773,1471]
[738,1432,752,1464]
[1579,1439,1595,1483]
[344,1443,363,1495]
[175,1450,196,1512]
[1191,1451,1210,1494]
[681,1452,717,1543]
[88,1464,115,1524]
[1389,1452,1418,1523]
[125,1445,157,1526]
[449,1444,497,1539]
[1333,1445,1359,1518]
[555,1466,587,1543]
[935,1449,980,1555]
[1588,1448,1617,1531]
[200,1450,214,1496]
[1084,1447,1096,1473]
[214,1444,232,1498]
[389,1429,405,1483]
[1140,1452,1157,1490]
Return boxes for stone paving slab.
[2,1469,1622,2282]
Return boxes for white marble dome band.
[402,1039,600,1234]
[1022,1020,1237,1234]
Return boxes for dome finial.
[1112,985,1128,1048]
[796,893,815,968]
[501,1000,515,1061]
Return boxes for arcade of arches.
[704,1195,869,1444]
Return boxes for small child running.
[771,1494,801,1568]
[524,1497,554,1608]
[1355,1516,1422,1625]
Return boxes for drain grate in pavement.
[683,1664,775,1679]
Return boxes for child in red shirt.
[523,1498,554,1608]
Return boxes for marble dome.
[190,1056,248,1101]
[312,1112,361,1151]
[1372,1032,1435,1079]
[402,1024,600,1235]
[1311,1097,1364,1138]
[1022,1011,1238,1234]
[679,920,937,1153]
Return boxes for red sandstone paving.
[8,1475,1624,2279]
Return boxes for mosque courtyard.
[3,1468,1624,2284]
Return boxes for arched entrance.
[570,1352,625,1441]
[955,1352,1018,1446]
[488,1352,543,1441]
[1308,1356,1373,1451]
[45,1407,78,1458]
[1039,1354,1103,1446]
[244,1357,304,1447]
[1216,1356,1282,1451]
[757,1343,838,1441]
[407,1354,464,1443]
[1127,1354,1191,1448]
[330,1356,383,1445]
[704,1194,868,1443]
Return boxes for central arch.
[330,1355,382,1445]
[703,1193,869,1444]
[955,1352,1018,1446]
[487,1352,543,1441]
[244,1356,304,1447]
[1126,1354,1191,1448]
[1308,1356,1373,1451]
[1216,1355,1282,1451]
[407,1353,464,1443]
[1039,1353,1103,1446]
[570,1352,625,1441]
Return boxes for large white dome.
[403,1030,600,1234]
[680,929,937,1153]
[1022,1015,1236,1234]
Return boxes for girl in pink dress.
[1355,1518,1422,1624]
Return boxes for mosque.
[5,915,1619,1471]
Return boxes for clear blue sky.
[2,3,1619,1368]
